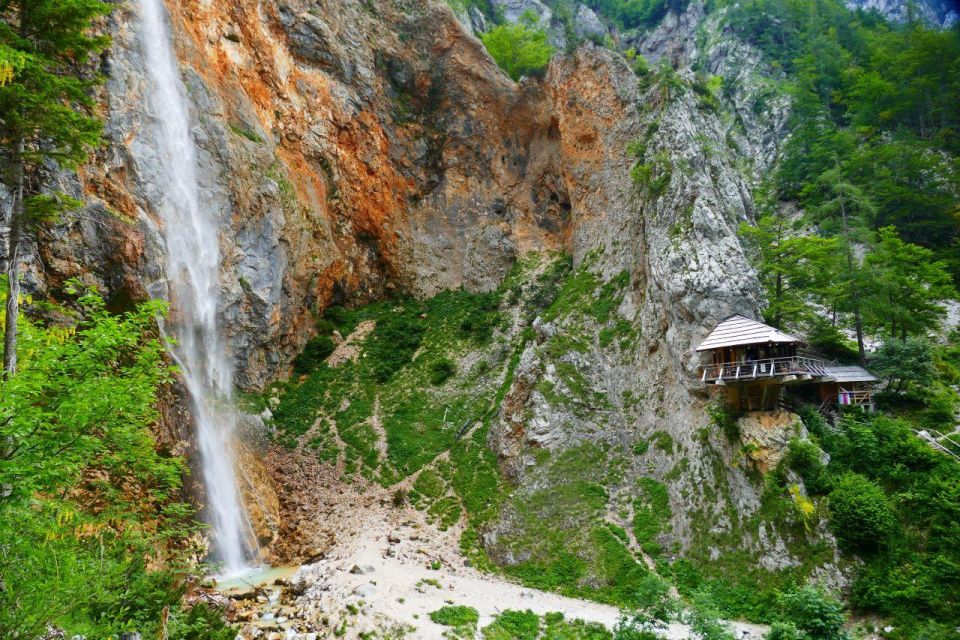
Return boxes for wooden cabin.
[819,365,878,412]
[696,314,878,413]
[696,314,829,411]
[696,315,828,384]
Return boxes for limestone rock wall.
[8,0,850,579]
[36,0,574,390]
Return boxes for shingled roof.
[695,314,803,352]
[824,365,878,384]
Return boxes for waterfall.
[135,0,258,576]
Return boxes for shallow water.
[215,565,299,595]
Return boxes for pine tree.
[739,191,840,331]
[863,227,955,340]
[807,165,876,365]
[0,0,111,375]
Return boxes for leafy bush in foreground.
[0,285,227,638]
[827,472,896,553]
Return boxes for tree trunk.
[837,179,868,366]
[852,299,866,366]
[3,137,24,376]
[773,272,783,329]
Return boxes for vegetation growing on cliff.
[730,0,960,278]
[481,11,555,80]
[0,286,229,639]
[787,409,960,635]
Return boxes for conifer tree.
[863,227,955,340]
[807,165,876,365]
[0,0,111,375]
[740,190,839,331]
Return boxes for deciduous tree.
[480,11,554,81]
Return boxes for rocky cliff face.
[481,40,843,582]
[846,0,958,26]
[15,0,847,585]
[35,0,574,390]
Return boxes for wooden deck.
[699,356,829,384]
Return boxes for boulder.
[573,4,606,40]
[737,410,804,474]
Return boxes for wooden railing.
[699,356,828,383]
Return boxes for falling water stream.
[135,0,258,576]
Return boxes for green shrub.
[687,591,736,640]
[323,304,349,326]
[430,605,479,627]
[784,438,830,494]
[482,610,540,639]
[774,585,846,640]
[480,11,555,81]
[827,473,896,552]
[459,293,501,342]
[616,573,677,632]
[632,478,671,556]
[784,439,820,476]
[366,304,425,382]
[429,357,457,385]
[650,430,674,454]
[0,289,214,638]
[545,612,612,639]
[707,401,742,443]
[292,334,336,374]
[167,603,236,640]
[764,622,805,640]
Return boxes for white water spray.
[135,0,258,575]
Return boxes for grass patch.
[229,123,263,143]
[481,609,540,639]
[430,605,478,635]
[632,477,671,557]
[649,430,674,454]
[542,612,612,639]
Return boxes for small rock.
[260,408,273,421]
[387,531,401,543]
[349,564,375,575]
[353,583,376,598]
